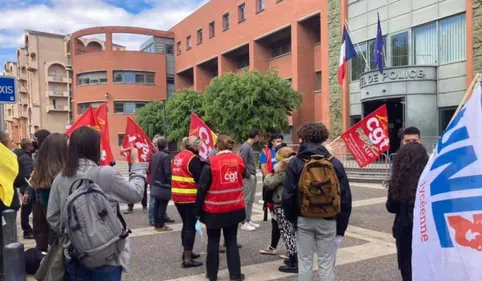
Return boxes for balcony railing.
[48,75,69,83]
[47,105,69,112]
[47,90,69,97]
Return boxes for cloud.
[0,0,209,66]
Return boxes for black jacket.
[282,143,352,236]
[150,150,172,201]
[194,162,246,229]
[13,149,34,194]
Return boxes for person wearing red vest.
[172,136,204,268]
[194,134,247,281]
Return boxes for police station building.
[346,0,472,152]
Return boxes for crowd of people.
[0,122,426,281]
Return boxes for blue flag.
[373,13,384,73]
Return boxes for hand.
[122,146,139,164]
[22,193,29,205]
[335,235,343,248]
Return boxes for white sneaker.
[248,221,260,228]
[260,246,278,255]
[241,222,256,231]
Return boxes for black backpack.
[25,248,47,275]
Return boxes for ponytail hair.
[217,134,235,151]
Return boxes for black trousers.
[21,200,33,235]
[175,203,196,251]
[270,218,281,249]
[154,199,169,228]
[32,203,51,251]
[128,183,148,209]
[396,230,412,281]
[206,224,241,280]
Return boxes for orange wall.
[268,53,292,78]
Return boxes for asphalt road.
[20,161,402,281]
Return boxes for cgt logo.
[173,158,183,167]
[448,214,482,251]
[128,135,150,162]
[224,171,238,183]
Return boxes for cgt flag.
[341,105,390,168]
[189,113,217,160]
[412,83,482,281]
[122,117,156,163]
[94,103,114,165]
[65,107,98,136]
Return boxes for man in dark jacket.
[14,138,35,239]
[282,122,352,281]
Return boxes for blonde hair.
[216,134,235,151]
[184,136,203,149]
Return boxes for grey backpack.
[61,167,130,269]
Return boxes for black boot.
[182,250,203,268]
[278,255,298,273]
[229,273,245,281]
[182,252,201,260]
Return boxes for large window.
[78,71,107,86]
[239,3,246,22]
[209,21,215,38]
[78,102,101,115]
[413,22,437,65]
[141,44,155,53]
[186,36,192,50]
[237,53,249,69]
[113,71,155,84]
[439,107,457,133]
[197,29,203,45]
[391,32,409,67]
[271,39,291,58]
[223,13,230,31]
[257,0,265,12]
[368,37,386,71]
[114,102,147,114]
[351,43,367,81]
[439,14,466,64]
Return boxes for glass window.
[239,3,246,22]
[439,14,466,64]
[146,73,155,84]
[439,107,457,133]
[136,103,146,110]
[167,76,175,85]
[391,32,409,67]
[124,72,135,83]
[114,102,124,113]
[114,102,146,114]
[197,29,203,44]
[413,22,437,65]
[271,40,291,58]
[351,42,367,81]
[114,72,123,82]
[187,36,191,50]
[135,73,145,83]
[223,13,230,30]
[78,71,107,85]
[118,134,125,147]
[316,71,322,91]
[177,41,182,55]
[124,103,136,114]
[257,0,265,12]
[209,21,215,38]
[78,102,100,114]
[166,45,173,54]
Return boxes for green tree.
[165,89,205,141]
[203,69,302,142]
[136,100,165,139]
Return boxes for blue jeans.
[65,259,122,281]
[149,196,169,223]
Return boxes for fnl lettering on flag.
[412,83,482,281]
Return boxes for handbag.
[34,235,65,281]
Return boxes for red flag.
[94,103,114,166]
[122,117,156,163]
[341,105,390,168]
[65,107,97,136]
[189,113,217,160]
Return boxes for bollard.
[4,243,26,281]
[2,210,18,246]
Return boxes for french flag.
[338,25,358,85]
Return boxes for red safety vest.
[263,147,273,174]
[203,151,246,214]
[171,150,198,204]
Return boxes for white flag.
[412,83,482,280]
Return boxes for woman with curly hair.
[386,142,429,281]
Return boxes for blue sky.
[0,0,208,68]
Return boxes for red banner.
[94,103,114,166]
[122,117,156,163]
[189,113,217,160]
[341,105,390,168]
[65,107,98,136]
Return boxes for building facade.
[70,26,174,157]
[170,0,476,149]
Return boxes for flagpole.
[344,19,369,68]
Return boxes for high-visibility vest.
[204,152,246,214]
[172,150,198,203]
[263,147,273,174]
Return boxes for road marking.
[162,241,396,281]
[352,197,386,208]
[352,183,386,190]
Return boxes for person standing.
[150,137,173,232]
[195,134,246,281]
[282,122,352,281]
[29,133,68,251]
[386,143,428,281]
[238,129,260,231]
[401,127,421,145]
[14,138,35,239]
[47,126,147,281]
[172,136,203,268]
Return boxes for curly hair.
[389,142,428,203]
[297,122,329,144]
